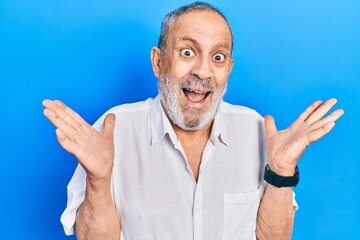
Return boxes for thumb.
[264,115,277,137]
[103,113,116,137]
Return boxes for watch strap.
[264,164,300,188]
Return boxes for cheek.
[214,70,229,89]
[165,57,193,78]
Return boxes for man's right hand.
[43,100,121,238]
[42,100,116,181]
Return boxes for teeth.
[184,88,208,94]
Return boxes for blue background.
[1,0,359,239]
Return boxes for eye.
[213,53,226,62]
[180,48,194,57]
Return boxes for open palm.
[265,98,344,176]
[43,100,116,180]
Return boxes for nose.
[190,56,212,80]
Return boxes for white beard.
[158,75,226,131]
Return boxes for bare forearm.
[76,177,120,240]
[256,185,294,240]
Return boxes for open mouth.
[183,88,211,103]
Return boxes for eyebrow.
[176,37,199,46]
[176,37,231,51]
[213,42,231,50]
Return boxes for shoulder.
[219,101,263,122]
[92,97,155,130]
[218,101,266,150]
[105,97,155,115]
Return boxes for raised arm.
[256,98,344,239]
[43,100,120,240]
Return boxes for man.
[43,2,344,240]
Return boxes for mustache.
[179,75,215,92]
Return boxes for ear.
[150,47,162,78]
[228,58,234,75]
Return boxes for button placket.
[193,178,203,240]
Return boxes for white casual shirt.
[61,96,282,240]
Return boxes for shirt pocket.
[223,185,264,240]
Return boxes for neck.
[171,120,213,182]
[172,120,213,144]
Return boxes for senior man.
[43,2,343,240]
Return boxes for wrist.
[84,176,113,210]
[86,175,112,195]
[268,163,296,176]
[264,164,300,188]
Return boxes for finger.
[310,109,344,130]
[307,121,335,143]
[305,98,338,125]
[43,99,64,112]
[44,100,83,132]
[53,100,66,109]
[43,107,58,120]
[55,128,67,142]
[44,100,79,126]
[44,108,78,139]
[290,100,322,129]
[103,114,116,139]
[56,128,81,155]
[264,115,277,137]
[53,100,88,127]
[42,99,54,108]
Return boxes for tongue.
[184,90,206,103]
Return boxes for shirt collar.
[209,104,229,146]
[150,95,178,146]
[150,95,228,147]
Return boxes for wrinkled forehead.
[167,10,233,50]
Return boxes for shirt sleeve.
[293,191,299,211]
[60,164,87,235]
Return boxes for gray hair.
[158,2,234,55]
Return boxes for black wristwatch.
[264,164,300,188]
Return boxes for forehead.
[168,10,232,49]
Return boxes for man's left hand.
[265,98,344,176]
